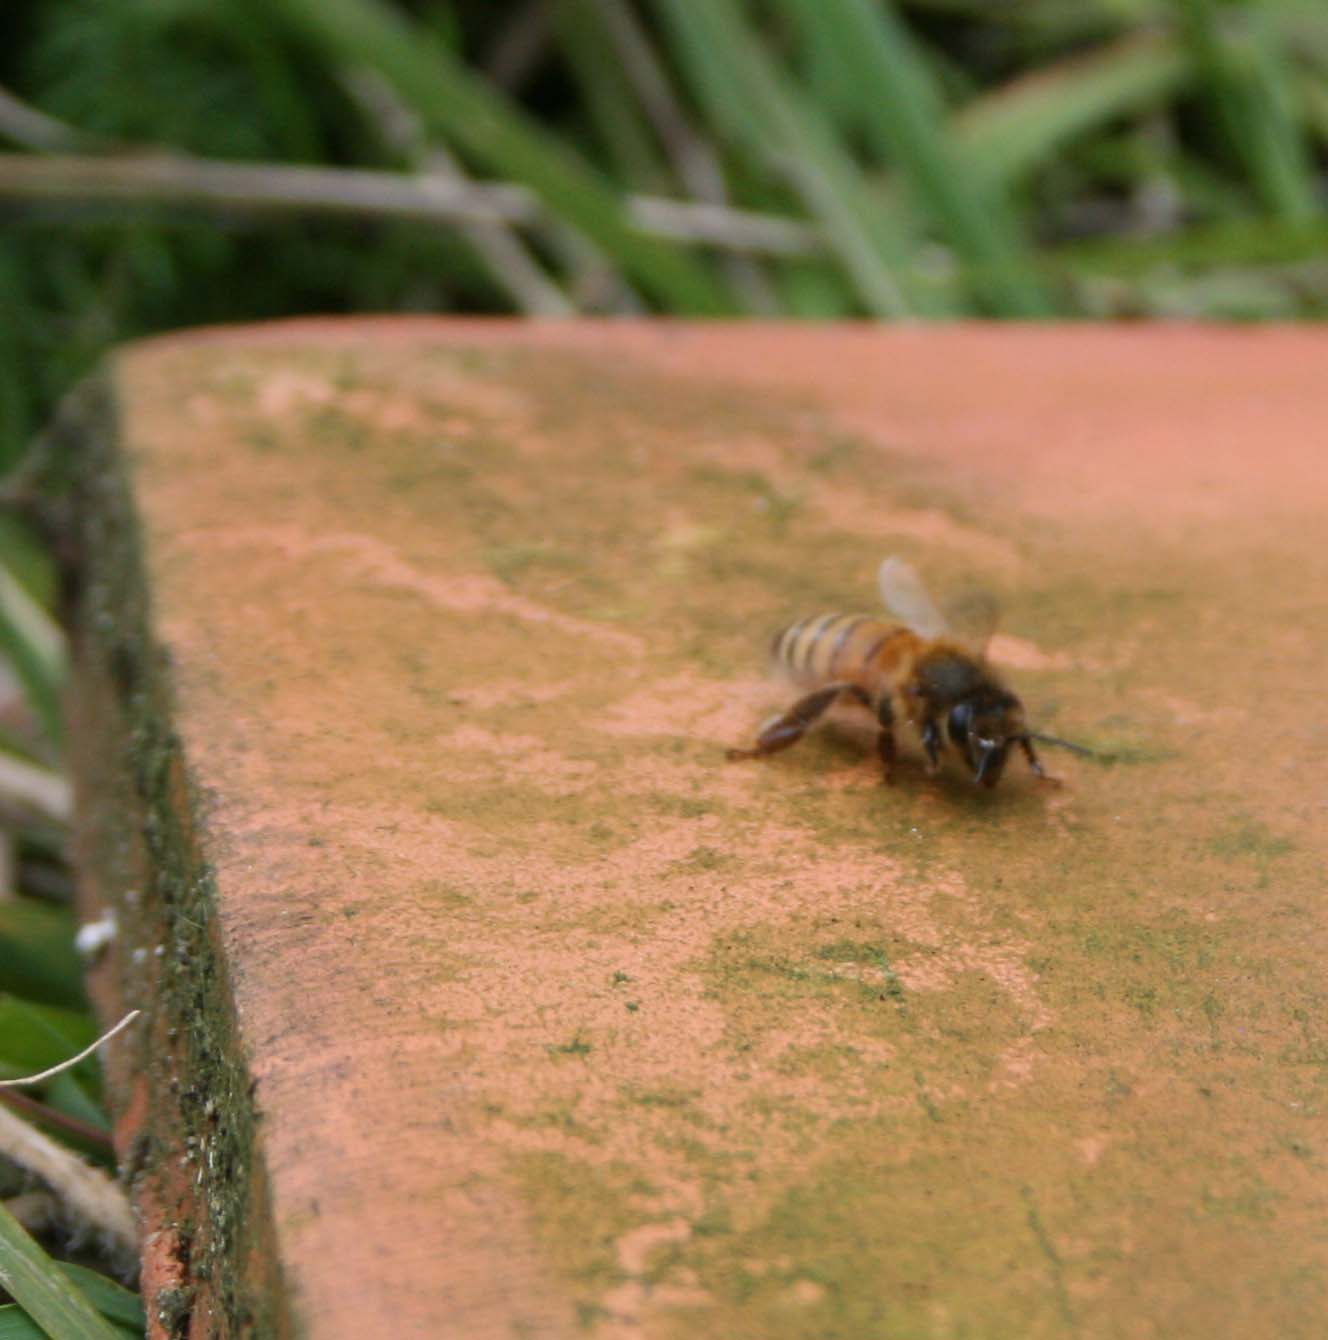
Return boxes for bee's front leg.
[1019,736,1063,788]
[920,718,943,776]
[876,700,897,785]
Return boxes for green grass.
[0,1205,138,1340]
[0,477,137,1324]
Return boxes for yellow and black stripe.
[771,613,903,685]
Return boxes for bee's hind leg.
[727,683,861,762]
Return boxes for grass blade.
[579,0,782,312]
[0,1307,59,1340]
[0,902,86,1013]
[1052,213,1328,274]
[0,1201,126,1340]
[952,31,1190,189]
[0,1307,138,1340]
[775,0,1052,315]
[56,1265,143,1332]
[0,562,65,752]
[0,753,71,828]
[273,0,731,313]
[0,997,97,1082]
[553,0,669,192]
[1172,0,1318,221]
[652,0,951,316]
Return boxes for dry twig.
[345,69,577,316]
[0,1012,141,1091]
[591,0,779,310]
[0,1106,135,1255]
[0,151,825,257]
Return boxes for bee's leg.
[1019,735,1045,776]
[921,718,943,776]
[1018,735,1063,788]
[726,683,855,761]
[876,700,897,785]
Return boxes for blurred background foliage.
[0,0,1325,1329]
[3,0,1328,476]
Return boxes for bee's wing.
[879,555,1002,651]
[940,588,1002,653]
[877,557,949,639]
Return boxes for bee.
[727,557,1087,788]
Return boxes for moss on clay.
[44,373,291,1340]
[1206,815,1295,862]
[514,1151,642,1292]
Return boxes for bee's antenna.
[1026,731,1106,760]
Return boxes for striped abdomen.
[771,613,919,691]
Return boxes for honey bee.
[728,557,1087,788]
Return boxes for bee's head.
[947,689,1026,788]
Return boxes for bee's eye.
[947,703,972,749]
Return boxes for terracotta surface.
[69,320,1326,1338]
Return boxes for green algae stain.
[705,931,881,1016]
[806,435,863,475]
[1070,733,1176,766]
[420,783,642,853]
[1197,1177,1281,1223]
[651,1152,1076,1340]
[673,845,733,874]
[1207,816,1295,862]
[814,939,891,965]
[1204,814,1297,891]
[483,542,584,586]
[686,465,805,536]
[513,1152,642,1298]
[548,1034,594,1059]
[642,792,716,820]
[303,404,371,452]
[623,1084,700,1112]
